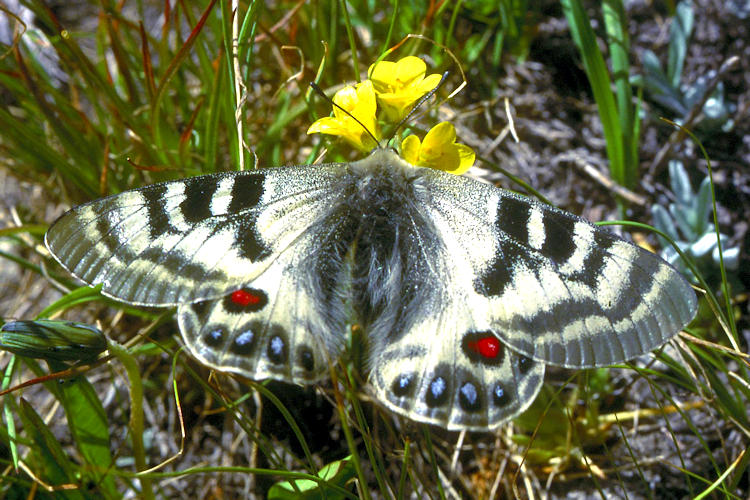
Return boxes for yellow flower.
[307,80,380,152]
[369,56,442,122]
[401,122,475,175]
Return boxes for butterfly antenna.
[309,82,381,147]
[389,71,449,143]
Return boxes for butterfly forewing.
[45,165,346,306]
[422,169,697,368]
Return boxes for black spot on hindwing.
[391,372,416,398]
[492,383,510,407]
[230,326,257,355]
[297,346,315,372]
[191,300,210,319]
[518,355,534,374]
[426,376,449,407]
[425,364,451,408]
[203,326,224,347]
[458,380,482,413]
[266,326,288,364]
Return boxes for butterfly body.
[46,148,696,430]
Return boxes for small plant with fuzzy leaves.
[652,160,740,290]
[633,0,735,135]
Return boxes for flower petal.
[351,80,378,128]
[369,56,441,122]
[450,144,475,174]
[369,60,397,89]
[428,145,460,172]
[331,85,360,115]
[307,116,345,135]
[423,122,457,147]
[417,73,443,94]
[308,81,380,151]
[397,122,476,174]
[394,56,427,86]
[401,135,421,165]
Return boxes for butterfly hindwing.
[177,251,343,384]
[367,300,545,430]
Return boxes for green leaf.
[652,204,679,241]
[57,374,118,496]
[670,202,698,241]
[668,160,693,207]
[268,457,356,500]
[561,0,626,188]
[703,364,749,429]
[602,0,638,189]
[36,285,105,320]
[2,357,20,471]
[17,399,86,499]
[464,32,492,63]
[693,177,713,234]
[638,50,687,114]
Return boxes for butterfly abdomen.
[340,163,443,338]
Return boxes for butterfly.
[44,147,697,430]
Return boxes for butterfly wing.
[361,152,695,429]
[45,164,346,307]
[46,163,359,383]
[45,148,698,429]
[176,242,343,384]
[419,168,697,368]
[367,300,545,430]
[347,152,542,430]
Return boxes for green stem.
[339,0,361,81]
[107,341,155,500]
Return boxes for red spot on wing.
[468,335,501,359]
[230,289,262,307]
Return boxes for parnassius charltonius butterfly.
[45,148,697,430]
